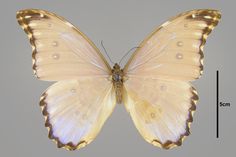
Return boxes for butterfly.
[16,9,221,150]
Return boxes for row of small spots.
[176,40,184,60]
[49,40,183,63]
[51,40,60,60]
[70,87,89,121]
[139,84,166,123]
[147,39,184,60]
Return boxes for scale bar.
[216,70,219,138]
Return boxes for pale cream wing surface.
[40,78,116,150]
[123,77,198,149]
[123,9,221,149]
[124,9,221,81]
[17,9,111,81]
[16,9,115,150]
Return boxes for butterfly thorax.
[112,63,124,104]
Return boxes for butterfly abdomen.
[112,63,124,104]
[114,82,123,104]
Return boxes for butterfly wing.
[123,77,198,149]
[17,9,115,150]
[17,9,111,81]
[124,9,220,81]
[123,9,221,149]
[41,78,116,150]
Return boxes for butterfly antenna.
[101,40,115,65]
[119,46,140,65]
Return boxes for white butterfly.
[17,9,221,150]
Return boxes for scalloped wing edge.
[149,86,198,149]
[124,9,221,78]
[16,9,111,80]
[40,92,92,150]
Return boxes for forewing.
[40,78,116,150]
[124,9,221,81]
[123,77,198,149]
[17,9,111,81]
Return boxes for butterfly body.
[112,63,124,104]
[17,9,221,150]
